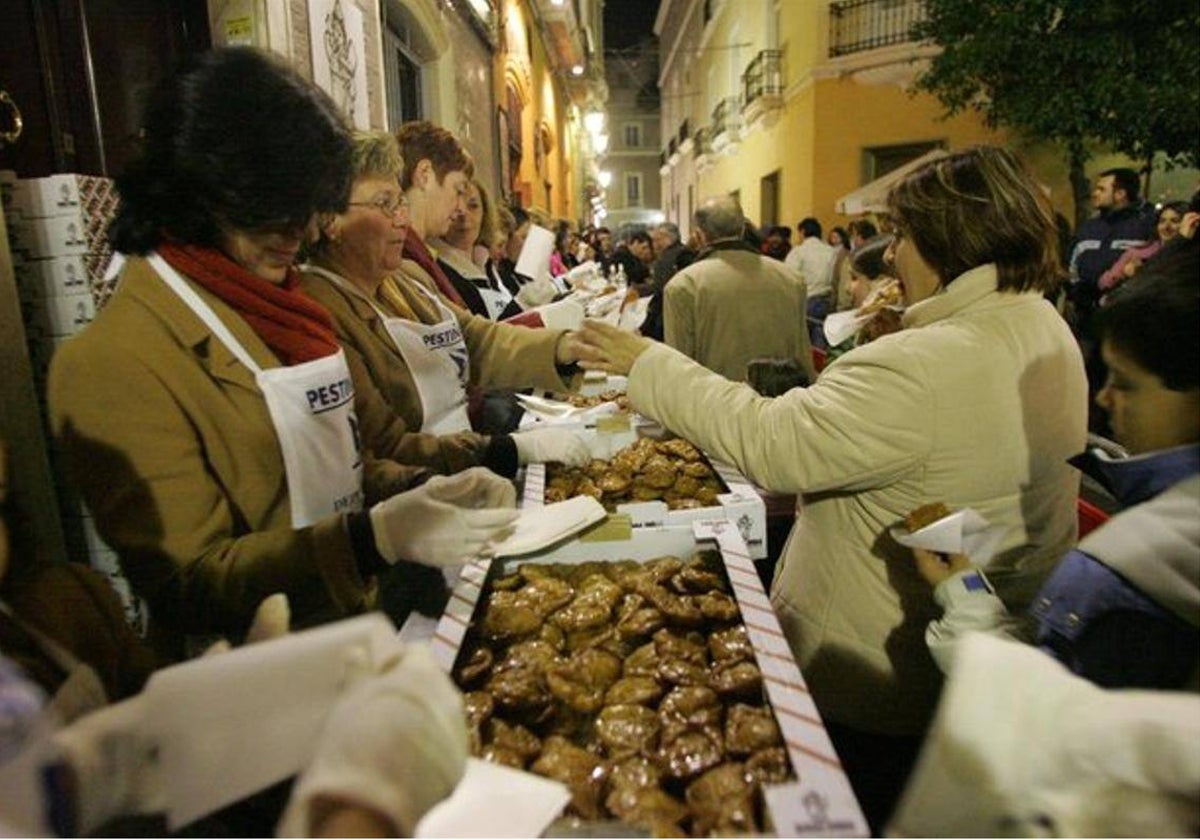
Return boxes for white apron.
[303,265,472,435]
[149,254,364,528]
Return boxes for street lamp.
[597,170,612,189]
[584,111,605,136]
[571,64,584,76]
[592,133,609,154]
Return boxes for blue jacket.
[1068,202,1156,302]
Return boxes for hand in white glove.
[50,695,164,834]
[516,275,557,309]
[511,428,591,467]
[370,467,518,567]
[278,645,468,837]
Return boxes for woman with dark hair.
[825,233,902,362]
[576,146,1087,829]
[430,177,519,321]
[827,225,851,249]
[1098,200,1188,297]
[48,49,518,657]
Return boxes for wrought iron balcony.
[742,50,783,107]
[829,0,926,57]
[711,96,742,140]
[692,126,712,156]
[678,118,691,145]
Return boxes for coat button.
[1066,612,1080,627]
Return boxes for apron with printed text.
[149,254,364,528]
[304,266,472,435]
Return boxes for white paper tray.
[430,521,867,837]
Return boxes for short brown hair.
[886,146,1062,293]
[472,178,499,248]
[395,120,474,189]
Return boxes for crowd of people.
[1,45,1196,837]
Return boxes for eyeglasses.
[348,195,409,217]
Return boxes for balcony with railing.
[692,126,712,158]
[710,96,742,150]
[829,0,926,57]
[741,49,783,125]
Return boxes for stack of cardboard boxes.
[1,171,146,633]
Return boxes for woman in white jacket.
[576,146,1088,829]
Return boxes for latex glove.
[278,645,468,837]
[516,275,557,309]
[50,694,164,834]
[370,467,518,567]
[245,593,291,644]
[511,428,591,467]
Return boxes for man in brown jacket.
[664,195,817,385]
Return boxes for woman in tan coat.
[299,131,587,473]
[48,49,517,657]
[576,146,1088,829]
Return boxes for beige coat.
[46,258,418,652]
[664,246,818,385]
[627,264,1087,734]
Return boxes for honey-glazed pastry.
[694,486,720,507]
[684,762,758,836]
[517,562,556,582]
[595,703,661,760]
[640,456,678,489]
[629,481,665,501]
[645,556,685,583]
[658,729,725,781]
[615,604,665,640]
[653,628,708,665]
[659,686,723,745]
[605,786,689,835]
[709,661,764,702]
[497,639,561,674]
[708,625,753,665]
[563,624,618,654]
[667,498,705,510]
[680,460,715,479]
[486,665,551,714]
[674,565,726,595]
[658,438,703,462]
[575,476,604,501]
[544,484,572,503]
[904,501,952,532]
[698,591,740,623]
[670,474,702,498]
[491,573,524,591]
[463,690,495,729]
[604,560,642,587]
[546,648,623,713]
[744,747,792,786]
[642,587,704,628]
[481,592,541,642]
[623,641,659,678]
[530,735,610,820]
[524,575,576,612]
[608,755,663,793]
[481,744,527,769]
[539,621,566,651]
[657,658,709,688]
[489,718,543,763]
[456,647,494,687]
[724,704,782,756]
[583,459,609,480]
[551,574,624,632]
[597,468,633,496]
[605,675,665,707]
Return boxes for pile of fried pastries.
[545,437,725,512]
[454,552,794,837]
[559,389,632,411]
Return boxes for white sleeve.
[925,570,1026,674]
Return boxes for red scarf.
[404,233,468,308]
[158,242,339,366]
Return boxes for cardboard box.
[12,174,83,219]
[431,521,868,837]
[14,254,91,299]
[8,213,90,257]
[25,290,96,336]
[522,427,769,558]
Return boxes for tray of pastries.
[450,551,796,837]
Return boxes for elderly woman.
[343,121,585,448]
[429,178,518,321]
[48,49,517,656]
[576,145,1087,827]
[299,130,585,460]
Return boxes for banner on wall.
[309,0,368,129]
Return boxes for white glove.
[370,467,518,567]
[516,275,557,309]
[278,645,468,837]
[511,428,591,467]
[50,694,164,834]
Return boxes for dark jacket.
[1069,202,1157,303]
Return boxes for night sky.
[603,0,661,49]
